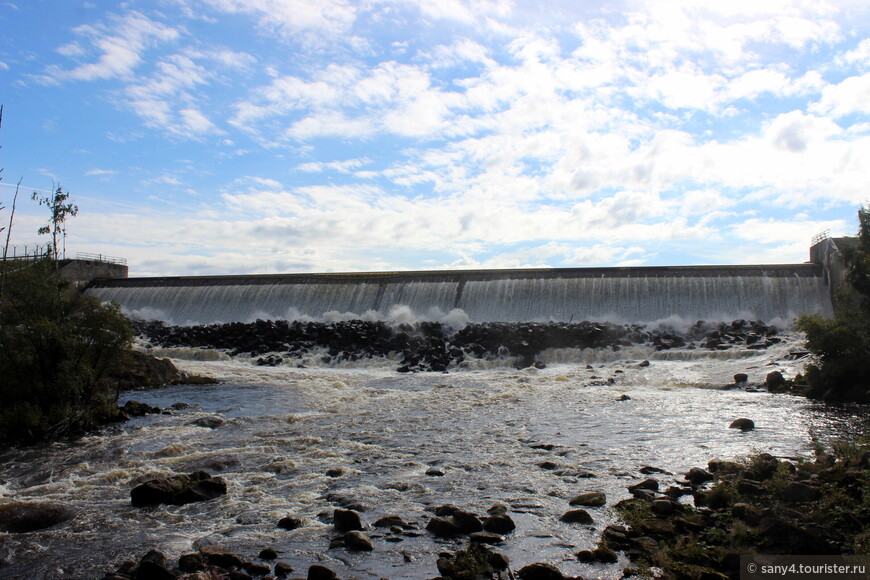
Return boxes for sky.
[1,0,869,277]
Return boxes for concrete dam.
[85,262,834,326]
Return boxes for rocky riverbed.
[132,318,782,372]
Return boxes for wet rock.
[538,461,558,470]
[729,418,755,432]
[245,561,272,576]
[569,491,606,506]
[425,467,445,476]
[469,531,504,544]
[732,502,763,525]
[639,466,670,475]
[277,515,304,530]
[374,515,407,527]
[617,394,631,401]
[651,498,677,515]
[325,468,343,477]
[134,549,175,580]
[333,508,364,531]
[177,553,204,573]
[628,478,659,494]
[130,471,227,507]
[734,373,749,384]
[483,513,516,534]
[307,564,337,580]
[274,562,294,578]
[120,400,162,417]
[560,509,594,524]
[426,516,462,537]
[190,415,225,428]
[0,501,76,533]
[686,467,714,485]
[487,503,509,516]
[344,530,374,551]
[766,370,788,392]
[452,509,484,533]
[781,481,820,503]
[257,547,278,560]
[517,562,566,580]
[200,545,244,569]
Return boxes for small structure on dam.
[85,240,841,325]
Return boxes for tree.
[32,185,78,264]
[0,259,133,442]
[796,206,870,402]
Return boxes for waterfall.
[85,265,833,326]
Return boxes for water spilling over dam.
[85,263,833,326]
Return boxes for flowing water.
[0,337,866,580]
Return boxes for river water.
[0,337,866,580]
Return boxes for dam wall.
[85,263,833,326]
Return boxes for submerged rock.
[729,418,755,432]
[0,501,76,533]
[130,471,227,507]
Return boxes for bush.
[796,207,870,402]
[0,259,133,442]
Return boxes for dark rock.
[538,461,558,470]
[426,516,462,537]
[483,513,516,534]
[732,503,763,525]
[638,360,650,367]
[108,351,181,389]
[560,509,594,524]
[729,418,755,432]
[245,562,272,576]
[258,547,278,560]
[766,371,788,391]
[277,515,303,530]
[131,471,227,507]
[569,491,606,506]
[190,415,225,428]
[734,373,749,384]
[0,501,76,533]
[344,530,374,551]
[325,468,343,477]
[374,515,406,527]
[617,394,631,401]
[425,467,445,476]
[759,516,839,554]
[333,508,363,531]
[639,466,670,475]
[628,478,659,493]
[517,562,565,580]
[307,564,336,580]
[177,553,204,573]
[469,531,504,544]
[120,400,162,417]
[487,503,508,516]
[134,561,175,580]
[452,509,484,533]
[274,562,294,578]
[781,481,820,502]
[200,545,244,569]
[686,467,714,485]
[651,498,676,515]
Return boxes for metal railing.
[1,244,53,260]
[811,230,831,246]
[76,252,127,266]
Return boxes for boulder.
[333,508,364,531]
[569,491,606,506]
[483,513,516,534]
[729,418,755,432]
[686,467,714,485]
[307,564,337,580]
[517,562,565,580]
[628,478,659,494]
[0,501,76,533]
[426,516,462,537]
[560,509,594,524]
[733,373,749,384]
[277,515,304,530]
[344,530,374,551]
[765,371,788,392]
[131,471,227,507]
[199,545,244,569]
[781,481,821,503]
[452,508,484,533]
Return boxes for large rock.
[517,562,565,580]
[560,509,594,524]
[344,530,374,551]
[0,501,76,533]
[569,491,606,506]
[333,508,364,531]
[729,418,755,432]
[130,471,227,507]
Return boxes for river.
[0,336,866,579]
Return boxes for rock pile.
[132,318,781,372]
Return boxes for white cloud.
[197,0,358,40]
[39,11,180,84]
[813,73,870,118]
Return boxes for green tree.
[0,259,133,442]
[797,206,870,402]
[32,185,78,264]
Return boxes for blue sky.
[1,0,869,276]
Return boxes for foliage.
[796,206,870,402]
[0,259,133,443]
[32,185,78,263]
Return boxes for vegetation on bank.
[0,257,134,443]
[795,206,870,403]
[601,434,870,580]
